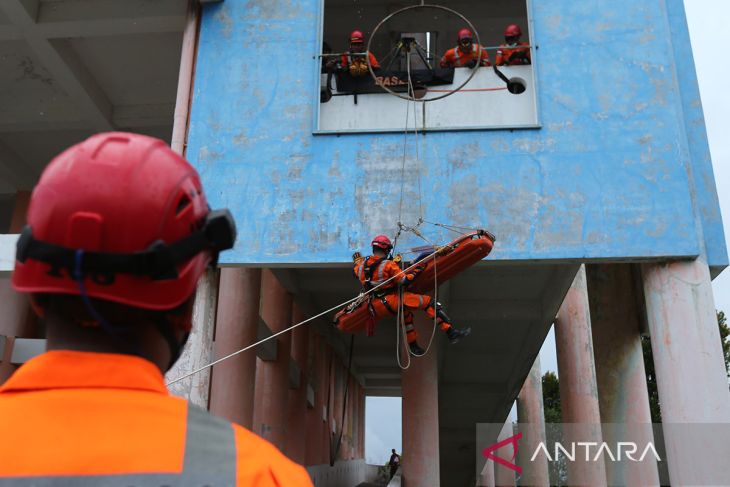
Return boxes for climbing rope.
[166,246,444,385]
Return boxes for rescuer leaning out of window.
[495,24,531,66]
[0,132,314,486]
[354,235,471,356]
[331,30,380,77]
[440,28,491,69]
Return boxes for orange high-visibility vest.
[440,44,491,68]
[0,351,312,486]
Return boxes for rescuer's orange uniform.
[439,45,491,68]
[341,52,380,70]
[354,255,451,343]
[495,42,531,66]
[0,350,312,485]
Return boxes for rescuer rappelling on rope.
[352,234,471,355]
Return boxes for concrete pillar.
[480,459,495,487]
[286,304,308,463]
[306,333,326,466]
[516,357,550,487]
[1,191,35,385]
[252,270,292,451]
[209,268,261,428]
[166,269,218,407]
[587,264,660,486]
[495,421,517,487]
[642,260,730,485]
[554,265,607,487]
[402,313,440,487]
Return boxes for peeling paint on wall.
[185,0,726,266]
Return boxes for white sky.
[366,0,730,462]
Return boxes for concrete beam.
[0,0,115,131]
[0,140,38,190]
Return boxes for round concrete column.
[252,269,292,451]
[495,421,517,487]
[286,304,309,463]
[305,334,327,466]
[517,356,550,487]
[587,264,660,486]
[555,265,607,487]
[642,260,730,485]
[480,459,495,487]
[402,313,440,487]
[209,267,261,428]
[1,191,35,385]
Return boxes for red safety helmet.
[13,132,236,311]
[371,235,393,250]
[458,28,473,41]
[504,24,522,37]
[349,30,365,44]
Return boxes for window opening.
[318,0,538,133]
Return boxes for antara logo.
[530,441,661,462]
[482,433,661,472]
[481,432,523,475]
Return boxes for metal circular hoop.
[366,3,482,102]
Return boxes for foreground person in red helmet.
[440,28,491,68]
[353,235,471,355]
[0,132,313,486]
[495,24,531,66]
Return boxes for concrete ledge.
[0,234,18,274]
[10,338,46,364]
[306,459,380,487]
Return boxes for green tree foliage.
[642,310,730,423]
[718,311,730,378]
[542,371,561,424]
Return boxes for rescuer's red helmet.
[13,132,236,311]
[349,30,365,44]
[458,28,473,42]
[504,24,522,38]
[371,235,393,251]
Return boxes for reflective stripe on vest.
[0,405,237,486]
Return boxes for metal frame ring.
[366,3,482,102]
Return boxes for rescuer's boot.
[446,326,471,344]
[409,341,425,356]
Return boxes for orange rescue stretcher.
[334,230,495,334]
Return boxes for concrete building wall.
[186,0,726,268]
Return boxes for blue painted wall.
[187,0,727,268]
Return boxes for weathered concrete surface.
[587,264,660,486]
[286,303,309,463]
[0,191,35,384]
[209,267,261,428]
[402,314,440,487]
[642,259,730,485]
[186,0,727,268]
[166,269,218,408]
[555,265,607,487]
[494,421,517,487]
[252,269,292,450]
[516,357,550,487]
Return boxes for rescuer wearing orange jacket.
[0,132,313,486]
[495,24,531,66]
[354,235,471,355]
[440,28,491,69]
[339,30,380,77]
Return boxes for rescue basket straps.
[166,246,444,386]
